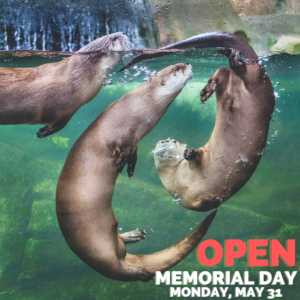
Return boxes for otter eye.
[176,66,180,71]
[112,36,118,41]
[170,68,173,72]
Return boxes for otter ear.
[160,79,166,86]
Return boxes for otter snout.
[180,63,194,80]
[152,139,186,165]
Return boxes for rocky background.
[1,0,300,54]
[149,0,300,55]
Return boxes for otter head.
[152,138,187,173]
[76,32,129,70]
[77,32,129,53]
[149,63,193,95]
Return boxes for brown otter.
[56,62,217,282]
[0,32,129,138]
[152,55,275,211]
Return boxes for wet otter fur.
[56,63,217,282]
[120,31,275,212]
[0,32,129,138]
[153,49,275,211]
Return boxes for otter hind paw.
[37,120,69,138]
[184,148,197,160]
[119,230,146,244]
[137,268,154,282]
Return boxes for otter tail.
[125,210,216,277]
[120,31,257,71]
[57,204,216,282]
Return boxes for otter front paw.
[184,148,197,160]
[200,80,217,103]
[119,230,146,244]
[229,49,245,68]
[36,125,52,138]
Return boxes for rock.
[271,35,300,54]
[18,238,82,282]
[50,135,70,149]
[231,0,299,16]
[0,143,29,286]
[26,158,63,199]
[28,201,59,238]
[148,0,245,47]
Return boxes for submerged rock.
[28,201,59,238]
[19,238,81,282]
[50,135,70,149]
[14,172,298,283]
[271,35,300,54]
[0,143,29,285]
[26,158,63,199]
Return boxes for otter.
[56,63,216,282]
[0,32,129,138]
[150,40,275,211]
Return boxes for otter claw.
[200,80,216,103]
[184,148,196,160]
[119,229,146,244]
[127,164,135,177]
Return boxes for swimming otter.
[152,51,275,211]
[0,32,129,138]
[56,62,216,281]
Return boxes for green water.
[0,52,299,299]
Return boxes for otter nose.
[185,62,190,65]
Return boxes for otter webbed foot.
[184,147,197,160]
[119,230,146,244]
[36,120,69,138]
[200,80,217,103]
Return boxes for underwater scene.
[0,50,299,299]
